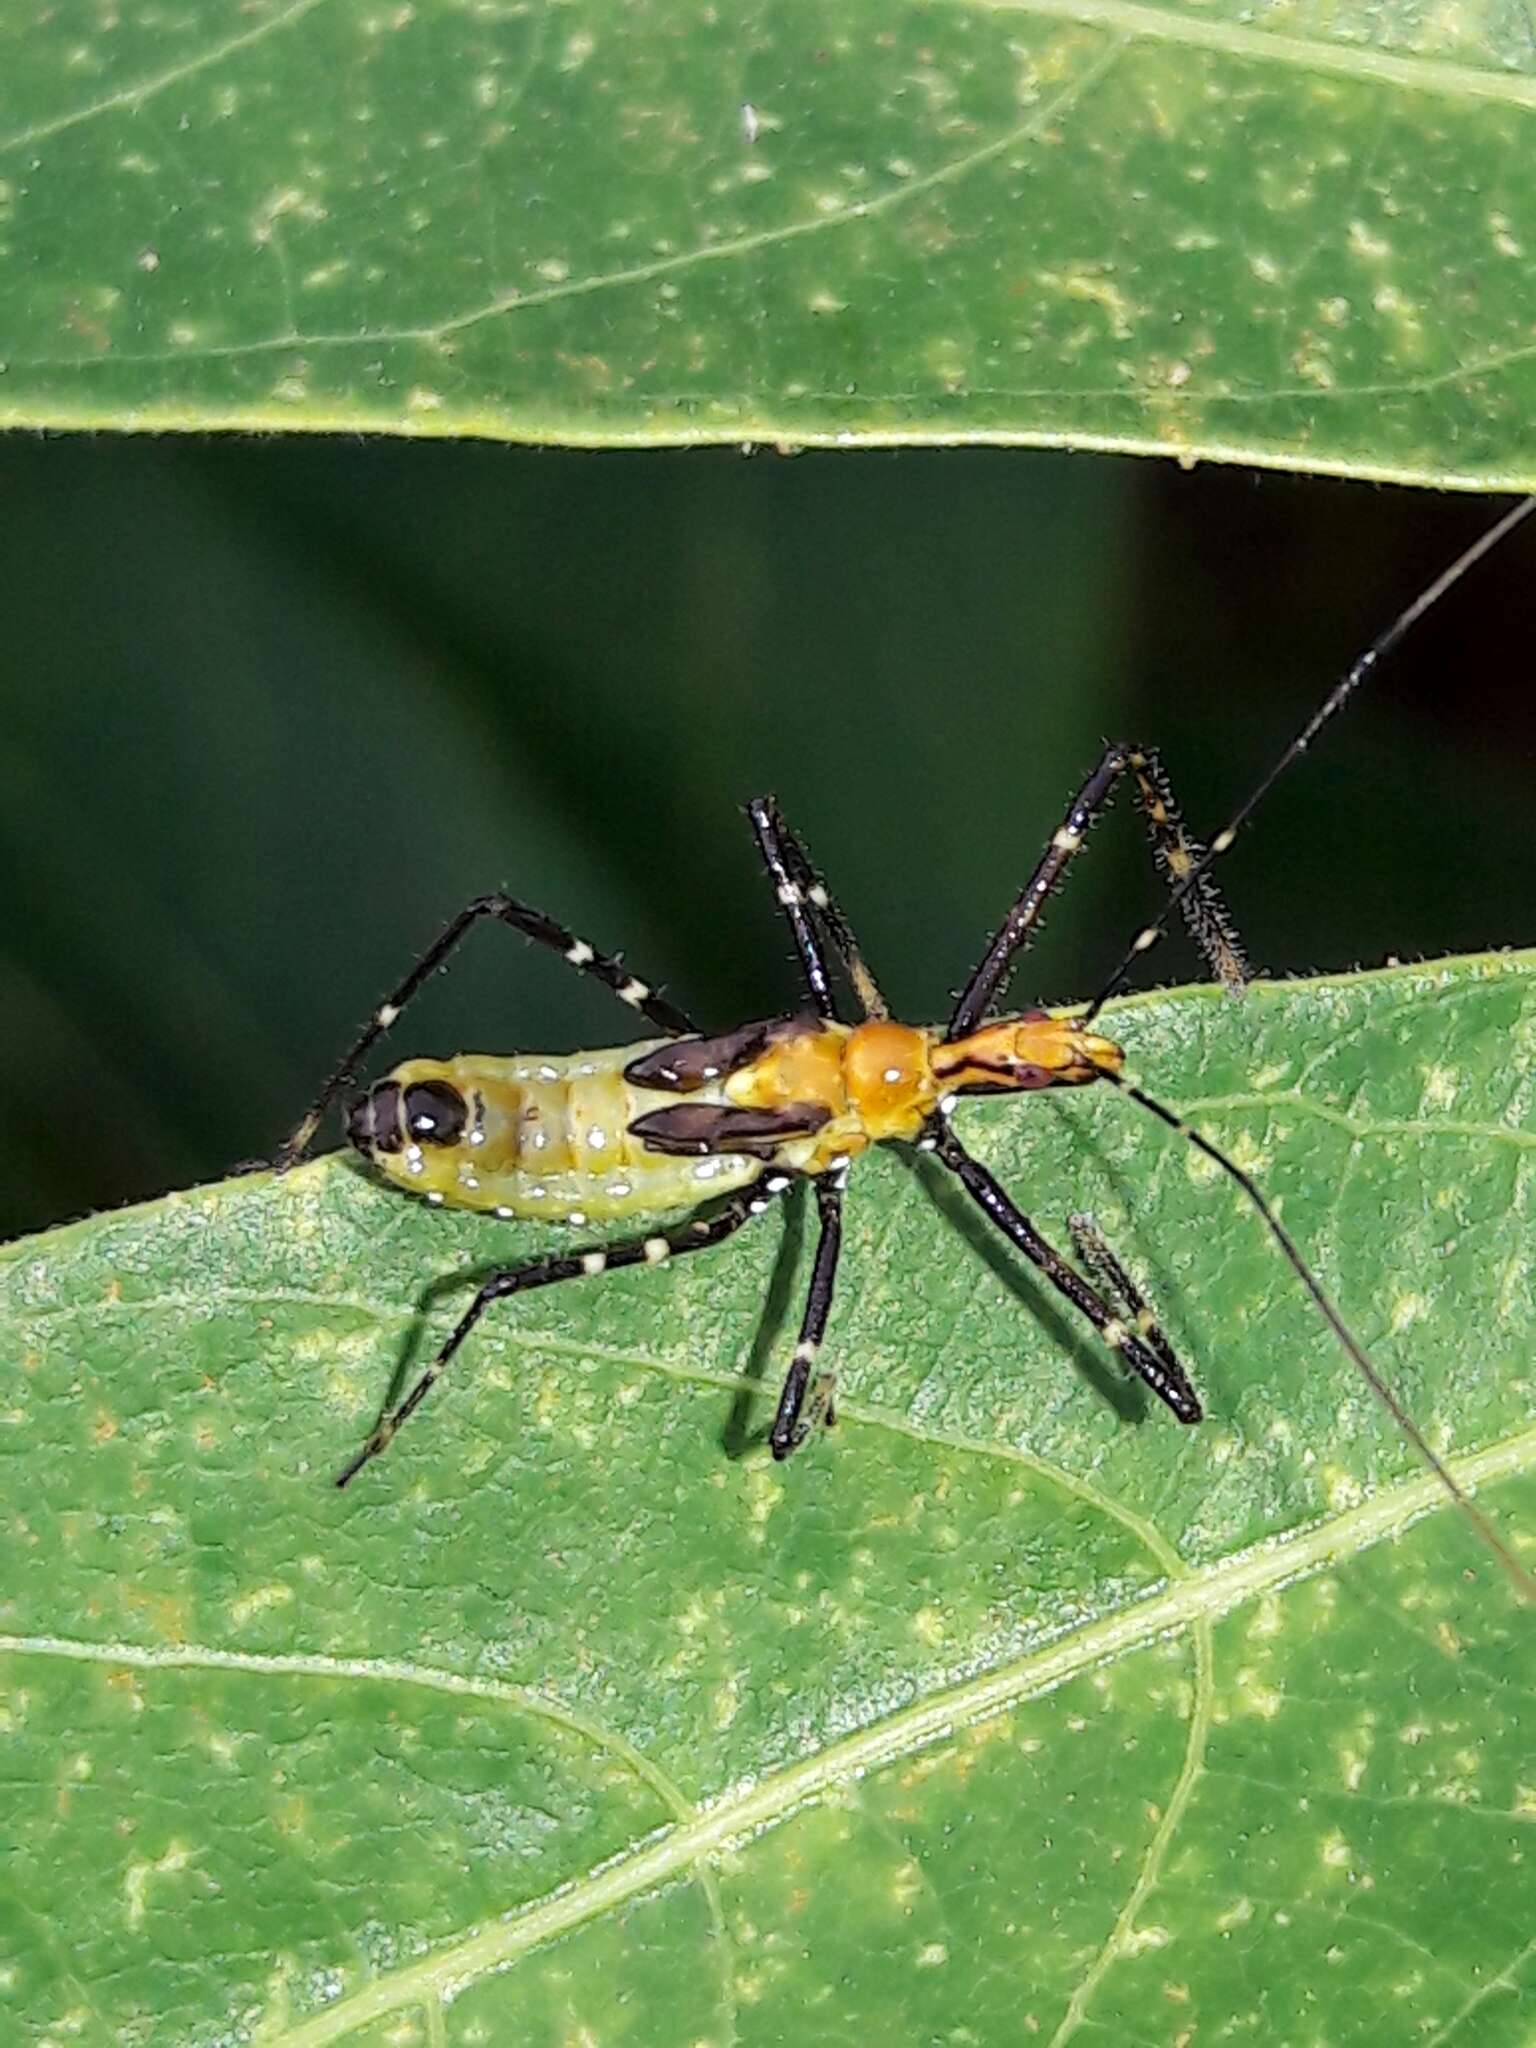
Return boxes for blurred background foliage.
[1,439,1530,1240]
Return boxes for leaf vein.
[3,1424,1530,2046]
[0,0,331,154]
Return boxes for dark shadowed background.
[2,440,1530,1239]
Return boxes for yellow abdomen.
[369,1043,775,1223]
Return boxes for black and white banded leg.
[1081,498,1536,1024]
[277,892,695,1168]
[769,1173,845,1459]
[929,1122,1202,1422]
[336,1175,789,1487]
[948,742,1248,1042]
[747,795,887,1021]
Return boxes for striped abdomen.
[347,1040,772,1223]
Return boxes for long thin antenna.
[1084,495,1536,1025]
[1094,1063,1536,1602]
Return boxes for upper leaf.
[3,952,1534,2043]
[2,0,1534,477]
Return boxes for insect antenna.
[1083,494,1536,1027]
[1090,1060,1536,1602]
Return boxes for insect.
[275,498,1534,1593]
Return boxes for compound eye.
[403,1079,467,1146]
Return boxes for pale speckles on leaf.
[227,1582,294,1627]
[1480,206,1523,259]
[1419,1062,1460,1112]
[1232,1667,1285,1719]
[1321,1464,1366,1511]
[202,1727,243,1770]
[1245,1592,1283,1640]
[1290,339,1336,390]
[1038,264,1137,341]
[1119,1922,1172,1956]
[911,1604,946,1647]
[1348,219,1393,261]
[1496,1251,1529,1321]
[1388,1289,1431,1335]
[122,1841,194,1928]
[1182,1143,1222,1187]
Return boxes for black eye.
[403,1080,467,1146]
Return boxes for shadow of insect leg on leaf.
[1036,1091,1233,1422]
[905,1147,1153,1426]
[364,1257,528,1428]
[347,1188,812,1466]
[721,1178,811,1461]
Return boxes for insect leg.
[746,795,887,1020]
[769,1175,845,1459]
[947,744,1247,1040]
[930,1123,1202,1422]
[1126,748,1248,995]
[276,893,695,1168]
[336,1175,787,1487]
[1083,498,1536,1024]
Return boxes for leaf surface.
[3,0,1535,479]
[3,953,1536,2043]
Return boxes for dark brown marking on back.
[624,1013,822,1093]
[628,1101,831,1157]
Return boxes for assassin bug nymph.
[276,499,1534,1593]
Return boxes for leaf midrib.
[6,1420,1530,2046]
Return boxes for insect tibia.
[1127,748,1250,996]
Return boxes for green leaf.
[3,0,1534,480]
[4,950,1535,2043]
